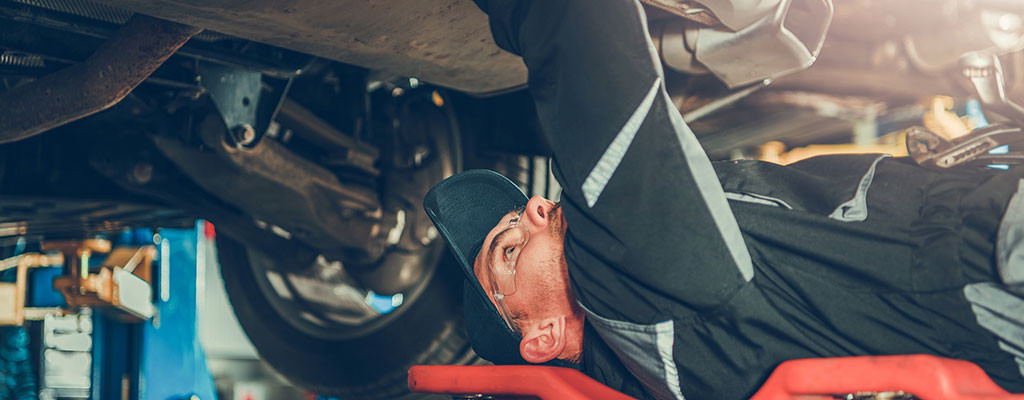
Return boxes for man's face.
[474,196,566,332]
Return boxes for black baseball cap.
[423,169,528,365]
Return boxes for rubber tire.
[217,235,479,399]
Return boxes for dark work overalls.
[473,0,1024,398]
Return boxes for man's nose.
[524,196,554,228]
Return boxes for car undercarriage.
[1,0,1023,398]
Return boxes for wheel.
[218,236,476,399]
[217,90,483,399]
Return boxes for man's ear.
[519,315,567,364]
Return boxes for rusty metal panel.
[0,14,200,144]
[91,0,528,94]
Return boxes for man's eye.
[504,246,515,261]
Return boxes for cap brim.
[423,170,529,364]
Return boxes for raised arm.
[475,0,753,317]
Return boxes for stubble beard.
[548,202,564,238]
[535,202,569,308]
[548,202,584,364]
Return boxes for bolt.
[232,124,256,146]
[131,162,153,184]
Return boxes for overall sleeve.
[474,0,753,314]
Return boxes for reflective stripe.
[997,180,1024,286]
[581,76,662,208]
[963,282,1024,379]
[580,302,686,400]
[637,0,755,281]
[656,320,684,400]
[661,89,754,282]
[829,154,890,222]
[725,192,794,209]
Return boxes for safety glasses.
[487,206,529,334]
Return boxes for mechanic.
[422,0,1024,399]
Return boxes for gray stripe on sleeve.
[829,154,891,222]
[580,302,686,400]
[579,0,754,281]
[655,320,685,400]
[633,0,754,281]
[581,76,662,208]
[660,90,753,281]
[725,192,794,209]
[997,179,1024,286]
[963,282,1024,379]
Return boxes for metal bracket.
[199,62,263,147]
